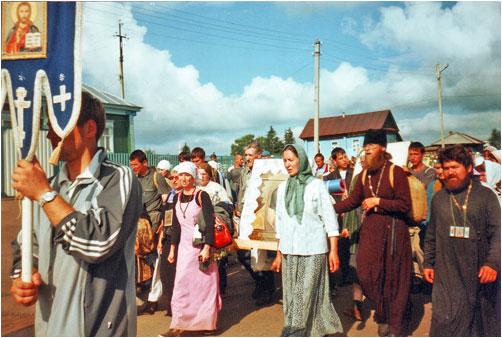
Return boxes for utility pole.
[313,39,321,155]
[115,20,128,99]
[435,63,448,148]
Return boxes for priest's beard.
[444,175,471,192]
[366,151,389,172]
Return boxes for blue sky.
[134,2,394,94]
[82,1,501,155]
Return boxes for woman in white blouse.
[271,143,343,336]
[197,162,231,206]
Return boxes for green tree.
[284,127,295,145]
[265,126,284,155]
[231,134,255,155]
[255,136,267,150]
[488,129,501,149]
[182,142,190,153]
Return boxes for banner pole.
[21,197,33,282]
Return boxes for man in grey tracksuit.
[10,92,142,336]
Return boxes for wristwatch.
[39,191,58,207]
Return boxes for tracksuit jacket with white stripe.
[10,149,142,336]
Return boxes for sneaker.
[138,301,158,315]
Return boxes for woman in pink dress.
[160,161,221,337]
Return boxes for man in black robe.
[334,129,412,336]
[424,145,500,336]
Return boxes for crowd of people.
[8,91,500,337]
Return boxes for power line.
[322,56,430,75]
[386,93,501,110]
[84,5,312,53]
[82,5,501,80]
[284,62,311,79]
[82,19,311,55]
[152,3,315,42]
[153,3,419,64]
[123,3,311,45]
[89,3,413,68]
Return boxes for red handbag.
[214,215,233,249]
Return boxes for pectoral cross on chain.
[14,87,31,143]
[53,85,72,112]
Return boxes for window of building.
[98,121,114,152]
[352,139,360,154]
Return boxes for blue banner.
[1,2,82,160]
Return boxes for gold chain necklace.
[179,188,196,219]
[368,161,387,198]
[450,181,472,213]
[449,181,472,228]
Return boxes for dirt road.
[1,198,431,336]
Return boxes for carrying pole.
[313,39,321,155]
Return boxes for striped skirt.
[281,254,343,337]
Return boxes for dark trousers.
[329,236,352,289]
[159,238,176,313]
[218,257,228,294]
[237,249,275,294]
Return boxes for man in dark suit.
[325,147,354,292]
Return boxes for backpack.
[362,164,427,223]
[192,190,234,248]
[135,217,155,256]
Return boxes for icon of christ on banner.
[2,2,47,60]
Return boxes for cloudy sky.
[81,1,501,155]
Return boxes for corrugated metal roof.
[430,131,485,146]
[82,84,142,110]
[299,110,399,139]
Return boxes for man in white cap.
[157,160,173,189]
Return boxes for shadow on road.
[217,260,282,334]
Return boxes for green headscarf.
[284,143,314,223]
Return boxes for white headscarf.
[484,160,501,190]
[156,159,172,171]
[484,145,501,163]
[176,161,197,178]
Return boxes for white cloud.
[82,2,500,155]
[360,2,501,93]
[398,110,500,142]
[82,3,315,154]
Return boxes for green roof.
[83,84,142,111]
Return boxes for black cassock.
[424,179,500,336]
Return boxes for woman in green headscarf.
[271,143,343,337]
